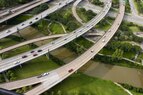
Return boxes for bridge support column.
[19,64,23,68]
[45,49,50,59]
[0,55,9,82]
[0,53,3,60]
[17,29,25,41]
[91,56,95,59]
[2,72,9,82]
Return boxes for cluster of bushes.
[65,37,93,55]
[114,30,143,43]
[96,16,114,29]
[43,90,93,95]
[92,0,104,6]
[65,41,85,55]
[30,3,49,15]
[47,9,80,32]
[78,8,96,22]
[112,0,119,8]
[106,41,142,53]
[94,54,143,69]
[0,74,5,83]
[0,70,17,83]
[16,86,32,94]
[35,19,50,35]
[64,36,143,69]
[113,22,143,43]
[49,53,65,66]
[134,0,143,14]
[125,0,131,13]
[121,83,143,93]
[5,70,17,81]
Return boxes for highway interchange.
[0,0,74,39]
[0,0,126,94]
[0,0,111,73]
[25,0,125,94]
[0,0,51,23]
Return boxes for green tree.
[112,49,124,60]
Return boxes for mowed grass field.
[44,73,129,95]
[49,22,65,34]
[13,56,59,79]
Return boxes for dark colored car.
[30,51,35,53]
[37,49,42,52]
[22,55,27,58]
[33,54,38,56]
[68,69,74,73]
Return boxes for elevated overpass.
[0,0,51,23]
[0,0,112,72]
[0,34,66,54]
[25,0,125,94]
[0,0,42,17]
[0,0,125,94]
[0,0,74,39]
[0,0,113,90]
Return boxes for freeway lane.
[25,0,125,94]
[0,0,74,39]
[0,34,67,54]
[72,0,83,24]
[0,0,51,23]
[0,0,111,73]
[0,0,41,17]
[0,0,112,90]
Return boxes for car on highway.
[64,38,67,40]
[21,23,25,26]
[38,49,42,52]
[6,30,11,33]
[29,21,33,24]
[35,17,39,20]
[33,54,38,57]
[22,55,28,58]
[14,61,20,65]
[91,50,94,53]
[51,42,55,44]
[37,73,49,78]
[30,51,35,53]
[102,39,105,42]
[68,69,74,73]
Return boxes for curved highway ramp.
[0,0,112,73]
[0,0,113,91]
[25,0,125,94]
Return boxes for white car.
[37,73,49,78]
[102,39,105,42]
[14,61,20,65]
